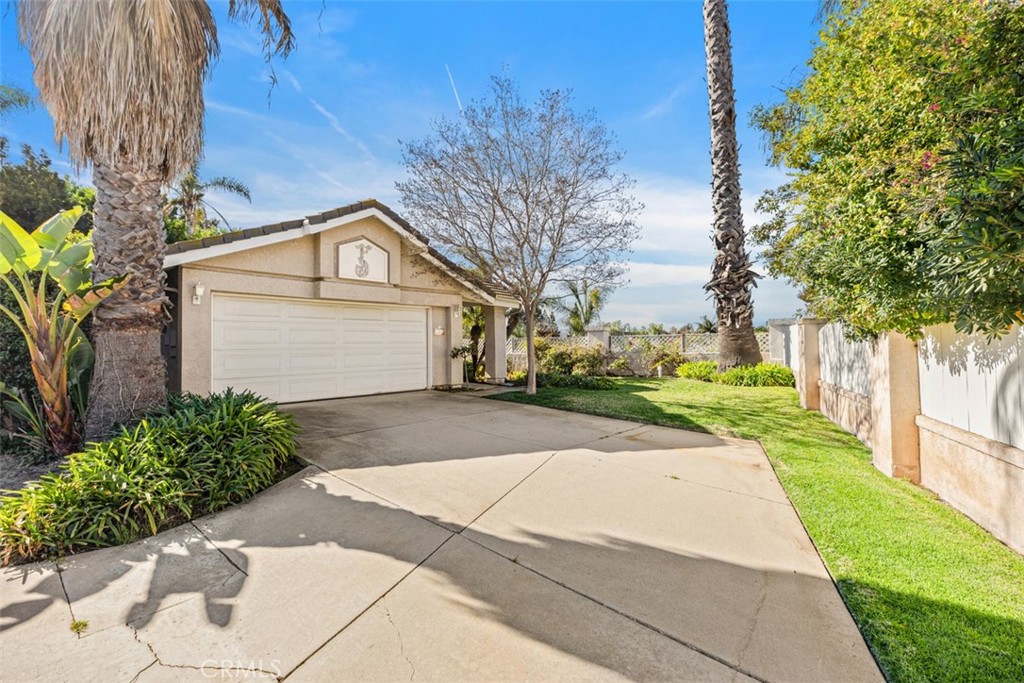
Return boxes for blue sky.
[0,1,819,327]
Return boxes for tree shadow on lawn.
[3,472,1021,682]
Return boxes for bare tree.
[398,76,641,394]
[703,0,763,370]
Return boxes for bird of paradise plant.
[0,207,127,456]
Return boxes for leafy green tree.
[0,84,33,118]
[0,140,72,229]
[752,0,1023,336]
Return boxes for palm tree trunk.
[85,162,168,438]
[703,0,762,371]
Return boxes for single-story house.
[162,199,516,404]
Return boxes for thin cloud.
[280,69,304,93]
[206,100,275,122]
[308,98,377,161]
[642,82,691,120]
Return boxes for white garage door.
[211,294,428,403]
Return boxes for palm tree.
[562,280,605,336]
[702,0,763,370]
[16,0,293,437]
[164,163,252,239]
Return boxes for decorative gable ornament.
[338,238,389,283]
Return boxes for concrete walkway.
[1,391,883,682]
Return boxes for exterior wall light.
[192,282,206,305]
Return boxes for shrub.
[717,363,795,388]
[536,340,607,376]
[676,361,795,388]
[676,361,719,382]
[506,370,527,386]
[0,390,298,565]
[538,373,614,390]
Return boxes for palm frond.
[18,1,294,180]
[200,198,233,230]
[228,0,295,61]
[204,176,252,202]
[17,0,218,179]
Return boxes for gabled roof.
[163,199,515,305]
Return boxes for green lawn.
[491,378,1024,683]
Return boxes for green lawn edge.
[490,378,1024,683]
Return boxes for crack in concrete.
[128,621,283,680]
[383,601,416,681]
[736,570,769,669]
[54,559,81,639]
[128,656,159,683]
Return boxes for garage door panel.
[215,297,283,320]
[288,303,339,320]
[216,323,285,348]
[287,327,337,346]
[389,350,426,364]
[287,376,339,400]
[342,372,390,394]
[343,307,385,322]
[343,352,386,369]
[212,295,428,403]
[342,328,384,344]
[388,308,426,323]
[213,378,282,400]
[217,352,283,377]
[288,353,338,372]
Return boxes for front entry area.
[211,293,428,403]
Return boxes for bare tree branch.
[397,75,641,393]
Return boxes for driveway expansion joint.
[281,532,456,681]
[189,520,249,577]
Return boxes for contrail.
[445,63,464,114]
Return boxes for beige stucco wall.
[819,381,873,448]
[918,415,1024,554]
[175,216,483,395]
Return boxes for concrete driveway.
[2,391,882,682]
